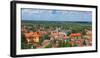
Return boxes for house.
[70,33,81,39]
[32,32,41,43]
[70,33,81,37]
[51,31,67,40]
[24,31,42,44]
[24,31,34,44]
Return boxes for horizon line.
[21,19,92,22]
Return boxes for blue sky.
[21,8,92,22]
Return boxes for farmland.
[21,20,92,49]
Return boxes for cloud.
[21,8,92,22]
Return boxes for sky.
[21,8,92,22]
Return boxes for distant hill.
[21,20,92,25]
